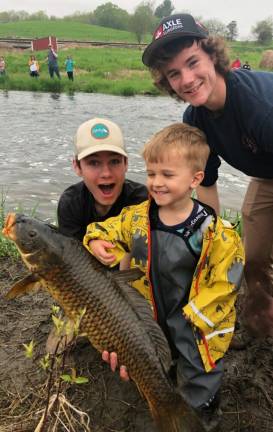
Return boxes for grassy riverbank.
[0,20,272,95]
[0,46,157,95]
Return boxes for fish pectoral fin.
[6,273,41,299]
[112,268,144,284]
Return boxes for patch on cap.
[154,17,184,40]
[91,123,109,139]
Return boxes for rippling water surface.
[0,90,248,220]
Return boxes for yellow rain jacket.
[84,200,245,372]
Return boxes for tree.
[93,2,130,30]
[226,20,238,41]
[29,10,49,21]
[154,0,174,19]
[130,2,155,43]
[203,18,227,37]
[252,18,273,44]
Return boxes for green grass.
[0,46,159,95]
[0,20,152,43]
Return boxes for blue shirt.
[184,69,273,186]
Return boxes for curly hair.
[149,36,230,100]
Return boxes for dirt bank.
[0,256,272,431]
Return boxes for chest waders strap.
[181,207,213,258]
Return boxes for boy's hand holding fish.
[88,239,116,265]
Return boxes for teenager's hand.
[89,240,116,265]
[102,351,130,381]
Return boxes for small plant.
[23,305,90,432]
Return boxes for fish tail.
[148,393,205,432]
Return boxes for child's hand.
[89,240,116,265]
[102,351,130,381]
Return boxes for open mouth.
[98,183,115,195]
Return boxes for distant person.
[28,55,39,78]
[65,55,75,81]
[242,61,251,71]
[0,56,6,75]
[46,44,61,79]
[231,57,241,69]
[57,117,147,242]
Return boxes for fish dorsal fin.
[6,273,41,299]
[111,272,172,371]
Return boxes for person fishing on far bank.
[142,13,273,338]
[84,123,244,432]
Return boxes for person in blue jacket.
[141,13,273,338]
[65,55,75,81]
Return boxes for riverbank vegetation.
[0,40,272,96]
[0,46,157,95]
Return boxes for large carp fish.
[3,213,205,432]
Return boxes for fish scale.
[2,213,205,432]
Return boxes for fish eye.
[28,230,37,238]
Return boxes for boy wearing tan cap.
[57,118,147,241]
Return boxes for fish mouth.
[2,213,16,239]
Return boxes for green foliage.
[226,20,238,41]
[252,18,273,44]
[61,369,89,384]
[23,340,35,358]
[0,46,158,95]
[221,208,242,237]
[92,2,130,30]
[22,308,90,430]
[154,0,174,19]
[130,3,156,43]
[203,18,227,37]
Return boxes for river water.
[0,90,248,221]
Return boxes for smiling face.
[162,41,226,110]
[146,150,204,211]
[74,151,128,215]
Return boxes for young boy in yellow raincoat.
[84,123,244,431]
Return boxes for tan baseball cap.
[74,118,128,160]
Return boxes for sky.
[1,0,272,39]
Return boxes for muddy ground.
[0,256,272,432]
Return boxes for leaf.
[52,314,65,335]
[39,353,50,370]
[23,340,35,358]
[74,377,89,384]
[60,374,72,382]
[52,305,60,314]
